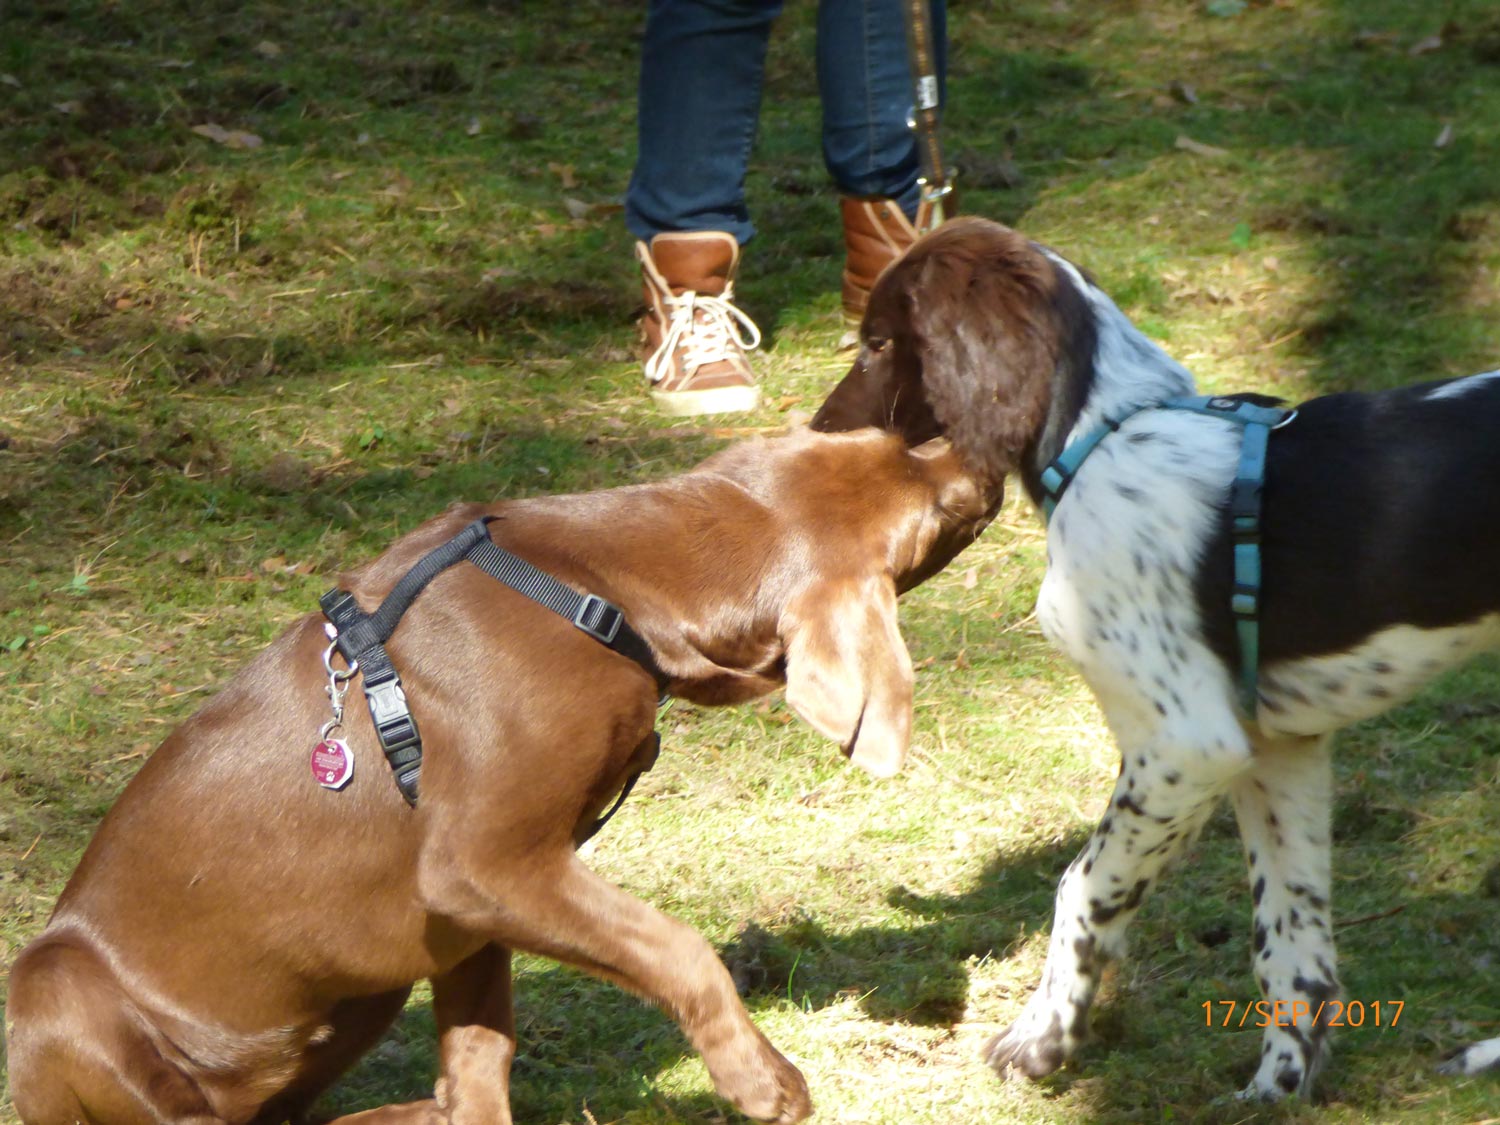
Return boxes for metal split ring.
[321,640,358,683]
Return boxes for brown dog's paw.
[709,1035,812,1123]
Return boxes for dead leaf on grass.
[1168,79,1198,105]
[1434,122,1455,148]
[1409,32,1446,56]
[253,40,282,59]
[1352,28,1399,49]
[1175,133,1230,158]
[191,123,264,150]
[548,162,578,189]
[1,72,22,88]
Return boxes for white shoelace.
[644,286,762,385]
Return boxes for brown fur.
[4,428,998,1125]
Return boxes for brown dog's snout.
[895,437,1004,593]
[910,437,1005,520]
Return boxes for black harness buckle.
[573,593,623,645]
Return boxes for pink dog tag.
[311,738,354,790]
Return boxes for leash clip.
[312,624,359,791]
[320,630,359,736]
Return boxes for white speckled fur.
[1261,616,1500,737]
[820,217,1500,1096]
[981,281,1500,1099]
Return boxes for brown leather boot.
[636,231,761,417]
[839,195,936,342]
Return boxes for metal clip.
[320,635,359,738]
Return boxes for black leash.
[319,518,668,820]
[903,0,954,231]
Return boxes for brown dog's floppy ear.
[781,576,913,778]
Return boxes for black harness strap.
[465,533,664,683]
[320,518,668,814]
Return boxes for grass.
[4,0,1500,1121]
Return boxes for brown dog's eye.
[865,337,891,354]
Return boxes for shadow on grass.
[7,416,725,560]
[10,1,1500,425]
[320,717,1500,1124]
[309,795,1500,1121]
[1242,7,1500,394]
[312,835,1082,1121]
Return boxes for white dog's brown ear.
[903,245,1059,483]
[781,577,913,777]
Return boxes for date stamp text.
[1203,999,1403,1029]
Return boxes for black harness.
[319,518,668,833]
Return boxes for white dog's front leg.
[985,718,1251,1079]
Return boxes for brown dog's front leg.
[319,947,515,1125]
[431,944,516,1125]
[321,1102,442,1124]
[431,856,811,1124]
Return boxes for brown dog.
[5,427,998,1125]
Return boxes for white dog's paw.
[1437,1036,1500,1077]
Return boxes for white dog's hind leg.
[1229,733,1338,1100]
[1439,1037,1500,1076]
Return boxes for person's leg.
[627,0,783,416]
[818,0,944,212]
[817,0,948,333]
[626,0,784,244]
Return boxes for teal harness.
[1038,395,1293,717]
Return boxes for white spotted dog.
[810,214,1500,1100]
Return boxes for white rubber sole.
[650,381,761,417]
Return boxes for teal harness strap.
[1038,395,1293,718]
[1039,419,1118,521]
[1160,397,1290,716]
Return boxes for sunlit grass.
[5,2,1500,1122]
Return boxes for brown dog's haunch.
[5,428,997,1125]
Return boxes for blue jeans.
[626,0,947,245]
